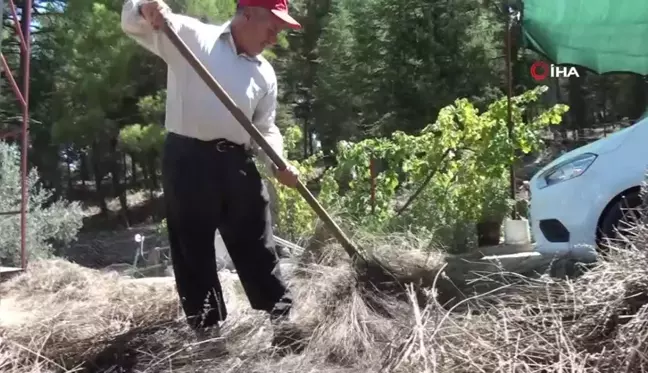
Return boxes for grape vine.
[269,86,569,249]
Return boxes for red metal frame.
[0,0,32,270]
[370,157,376,214]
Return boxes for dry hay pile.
[2,226,648,372]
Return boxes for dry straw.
[2,207,648,372]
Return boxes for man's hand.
[138,0,170,30]
[274,164,299,188]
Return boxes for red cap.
[238,0,301,29]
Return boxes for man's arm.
[121,0,205,65]
[253,80,284,177]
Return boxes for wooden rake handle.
[161,22,362,261]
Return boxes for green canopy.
[521,0,648,75]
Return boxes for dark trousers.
[161,132,292,330]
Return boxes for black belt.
[167,132,252,155]
[212,138,248,153]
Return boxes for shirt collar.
[220,21,262,64]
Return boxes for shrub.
[0,141,84,266]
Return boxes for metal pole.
[505,8,517,220]
[0,0,3,98]
[20,0,32,269]
[370,157,376,214]
[0,0,31,270]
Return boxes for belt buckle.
[215,140,228,152]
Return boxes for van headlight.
[537,153,597,189]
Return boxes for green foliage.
[119,123,167,155]
[180,0,235,22]
[138,90,167,125]
[312,0,504,151]
[50,0,137,146]
[119,92,168,156]
[0,142,84,266]
[267,87,568,248]
[258,125,327,240]
[157,217,168,236]
[368,87,565,232]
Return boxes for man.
[120,0,301,344]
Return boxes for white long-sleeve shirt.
[120,0,283,173]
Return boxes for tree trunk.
[91,142,108,215]
[141,160,149,187]
[109,139,130,227]
[66,156,73,190]
[148,153,158,190]
[122,153,128,184]
[130,153,138,185]
[631,75,647,120]
[568,68,587,138]
[80,151,89,188]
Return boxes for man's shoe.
[268,307,306,354]
[270,309,289,325]
[270,323,305,354]
[186,324,227,358]
[194,324,221,341]
[269,298,292,325]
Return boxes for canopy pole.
[505,6,518,220]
